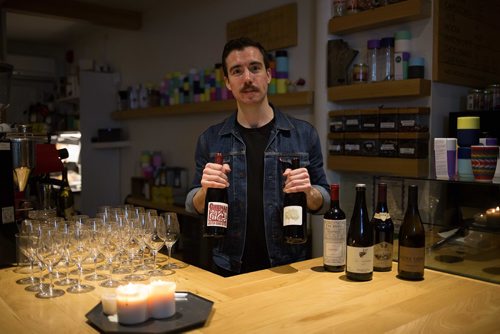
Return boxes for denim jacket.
[185,106,330,273]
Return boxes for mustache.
[240,84,259,93]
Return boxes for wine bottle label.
[374,241,393,268]
[398,246,425,272]
[346,246,373,273]
[1,206,15,224]
[323,218,346,266]
[207,201,228,228]
[283,206,303,226]
[373,212,391,221]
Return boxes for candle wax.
[116,284,149,325]
[148,280,176,319]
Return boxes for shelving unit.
[328,155,428,178]
[328,0,431,35]
[328,79,431,102]
[111,90,314,120]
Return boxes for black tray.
[85,292,213,333]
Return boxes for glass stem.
[78,264,83,287]
[167,246,172,266]
[48,266,54,295]
[152,250,157,269]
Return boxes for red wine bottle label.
[399,246,425,272]
[347,246,373,273]
[207,201,228,228]
[373,212,391,221]
[283,206,303,226]
[323,219,346,266]
[374,241,393,268]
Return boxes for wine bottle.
[323,184,346,272]
[398,184,425,280]
[372,183,394,272]
[346,184,373,281]
[283,157,307,244]
[203,152,228,237]
[58,167,75,219]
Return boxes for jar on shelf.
[487,84,500,110]
[352,63,368,84]
[367,39,381,82]
[328,133,345,155]
[467,89,484,111]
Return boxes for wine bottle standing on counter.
[346,184,374,281]
[58,166,75,219]
[283,157,307,244]
[323,184,346,272]
[398,184,425,280]
[372,183,394,272]
[203,152,228,237]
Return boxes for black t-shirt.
[236,118,274,273]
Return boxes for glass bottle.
[323,184,347,272]
[371,183,394,272]
[203,153,228,237]
[367,39,380,82]
[346,184,373,281]
[398,184,425,280]
[58,167,75,219]
[283,157,307,244]
[380,37,395,80]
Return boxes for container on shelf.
[378,108,398,132]
[379,132,398,157]
[352,63,369,84]
[360,109,379,132]
[344,133,379,156]
[328,133,345,155]
[344,133,362,155]
[329,111,345,132]
[398,107,429,132]
[343,109,361,132]
[398,132,428,158]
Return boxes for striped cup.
[470,145,499,182]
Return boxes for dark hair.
[221,37,269,77]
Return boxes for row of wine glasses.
[16,206,183,299]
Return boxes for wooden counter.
[1,257,499,333]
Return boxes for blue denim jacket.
[185,106,330,273]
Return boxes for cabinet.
[327,0,431,178]
[374,175,500,284]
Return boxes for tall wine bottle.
[203,152,228,237]
[323,184,346,272]
[346,184,373,281]
[283,157,307,244]
[398,184,425,280]
[372,183,394,272]
[58,167,75,219]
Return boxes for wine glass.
[67,225,94,293]
[97,221,121,288]
[84,218,108,281]
[16,232,42,291]
[35,227,65,298]
[161,212,181,270]
[144,216,170,276]
[54,222,77,287]
[123,217,149,281]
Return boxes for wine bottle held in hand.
[203,152,228,237]
[372,183,394,272]
[398,184,425,280]
[283,157,307,244]
[323,184,346,272]
[346,184,374,281]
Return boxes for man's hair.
[221,37,269,77]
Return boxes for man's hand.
[193,162,231,214]
[283,167,323,212]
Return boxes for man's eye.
[250,65,262,73]
[230,68,243,76]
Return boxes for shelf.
[328,0,430,35]
[328,79,431,102]
[328,155,428,177]
[56,96,80,104]
[111,91,314,120]
[91,140,130,149]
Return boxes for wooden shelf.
[111,90,314,120]
[328,155,428,177]
[91,140,130,149]
[328,0,430,35]
[328,79,430,102]
[56,96,79,104]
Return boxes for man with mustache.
[186,37,330,276]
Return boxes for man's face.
[224,46,271,105]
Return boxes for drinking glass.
[16,232,41,291]
[123,217,148,281]
[54,222,77,286]
[84,218,107,281]
[135,213,152,271]
[144,216,169,276]
[67,226,94,293]
[35,227,65,298]
[97,221,121,288]
[161,212,181,270]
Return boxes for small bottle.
[380,37,395,80]
[128,85,138,109]
[371,183,394,272]
[398,184,425,280]
[283,158,307,244]
[367,39,381,82]
[346,184,373,281]
[323,184,347,272]
[203,153,228,237]
[58,167,75,220]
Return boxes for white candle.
[116,283,149,325]
[101,292,117,315]
[148,280,176,319]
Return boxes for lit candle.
[116,283,149,325]
[101,292,117,315]
[148,280,176,319]
[486,206,500,226]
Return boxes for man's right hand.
[193,162,231,214]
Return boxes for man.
[185,37,329,275]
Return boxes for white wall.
[70,0,317,205]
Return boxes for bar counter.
[1,257,499,333]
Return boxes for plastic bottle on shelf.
[380,37,395,80]
[367,39,381,82]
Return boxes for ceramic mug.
[470,145,499,182]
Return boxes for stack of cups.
[275,50,289,94]
[434,138,457,180]
[394,30,411,80]
[456,116,480,180]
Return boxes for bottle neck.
[407,186,419,214]
[376,184,388,212]
[330,185,340,209]
[354,188,367,210]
